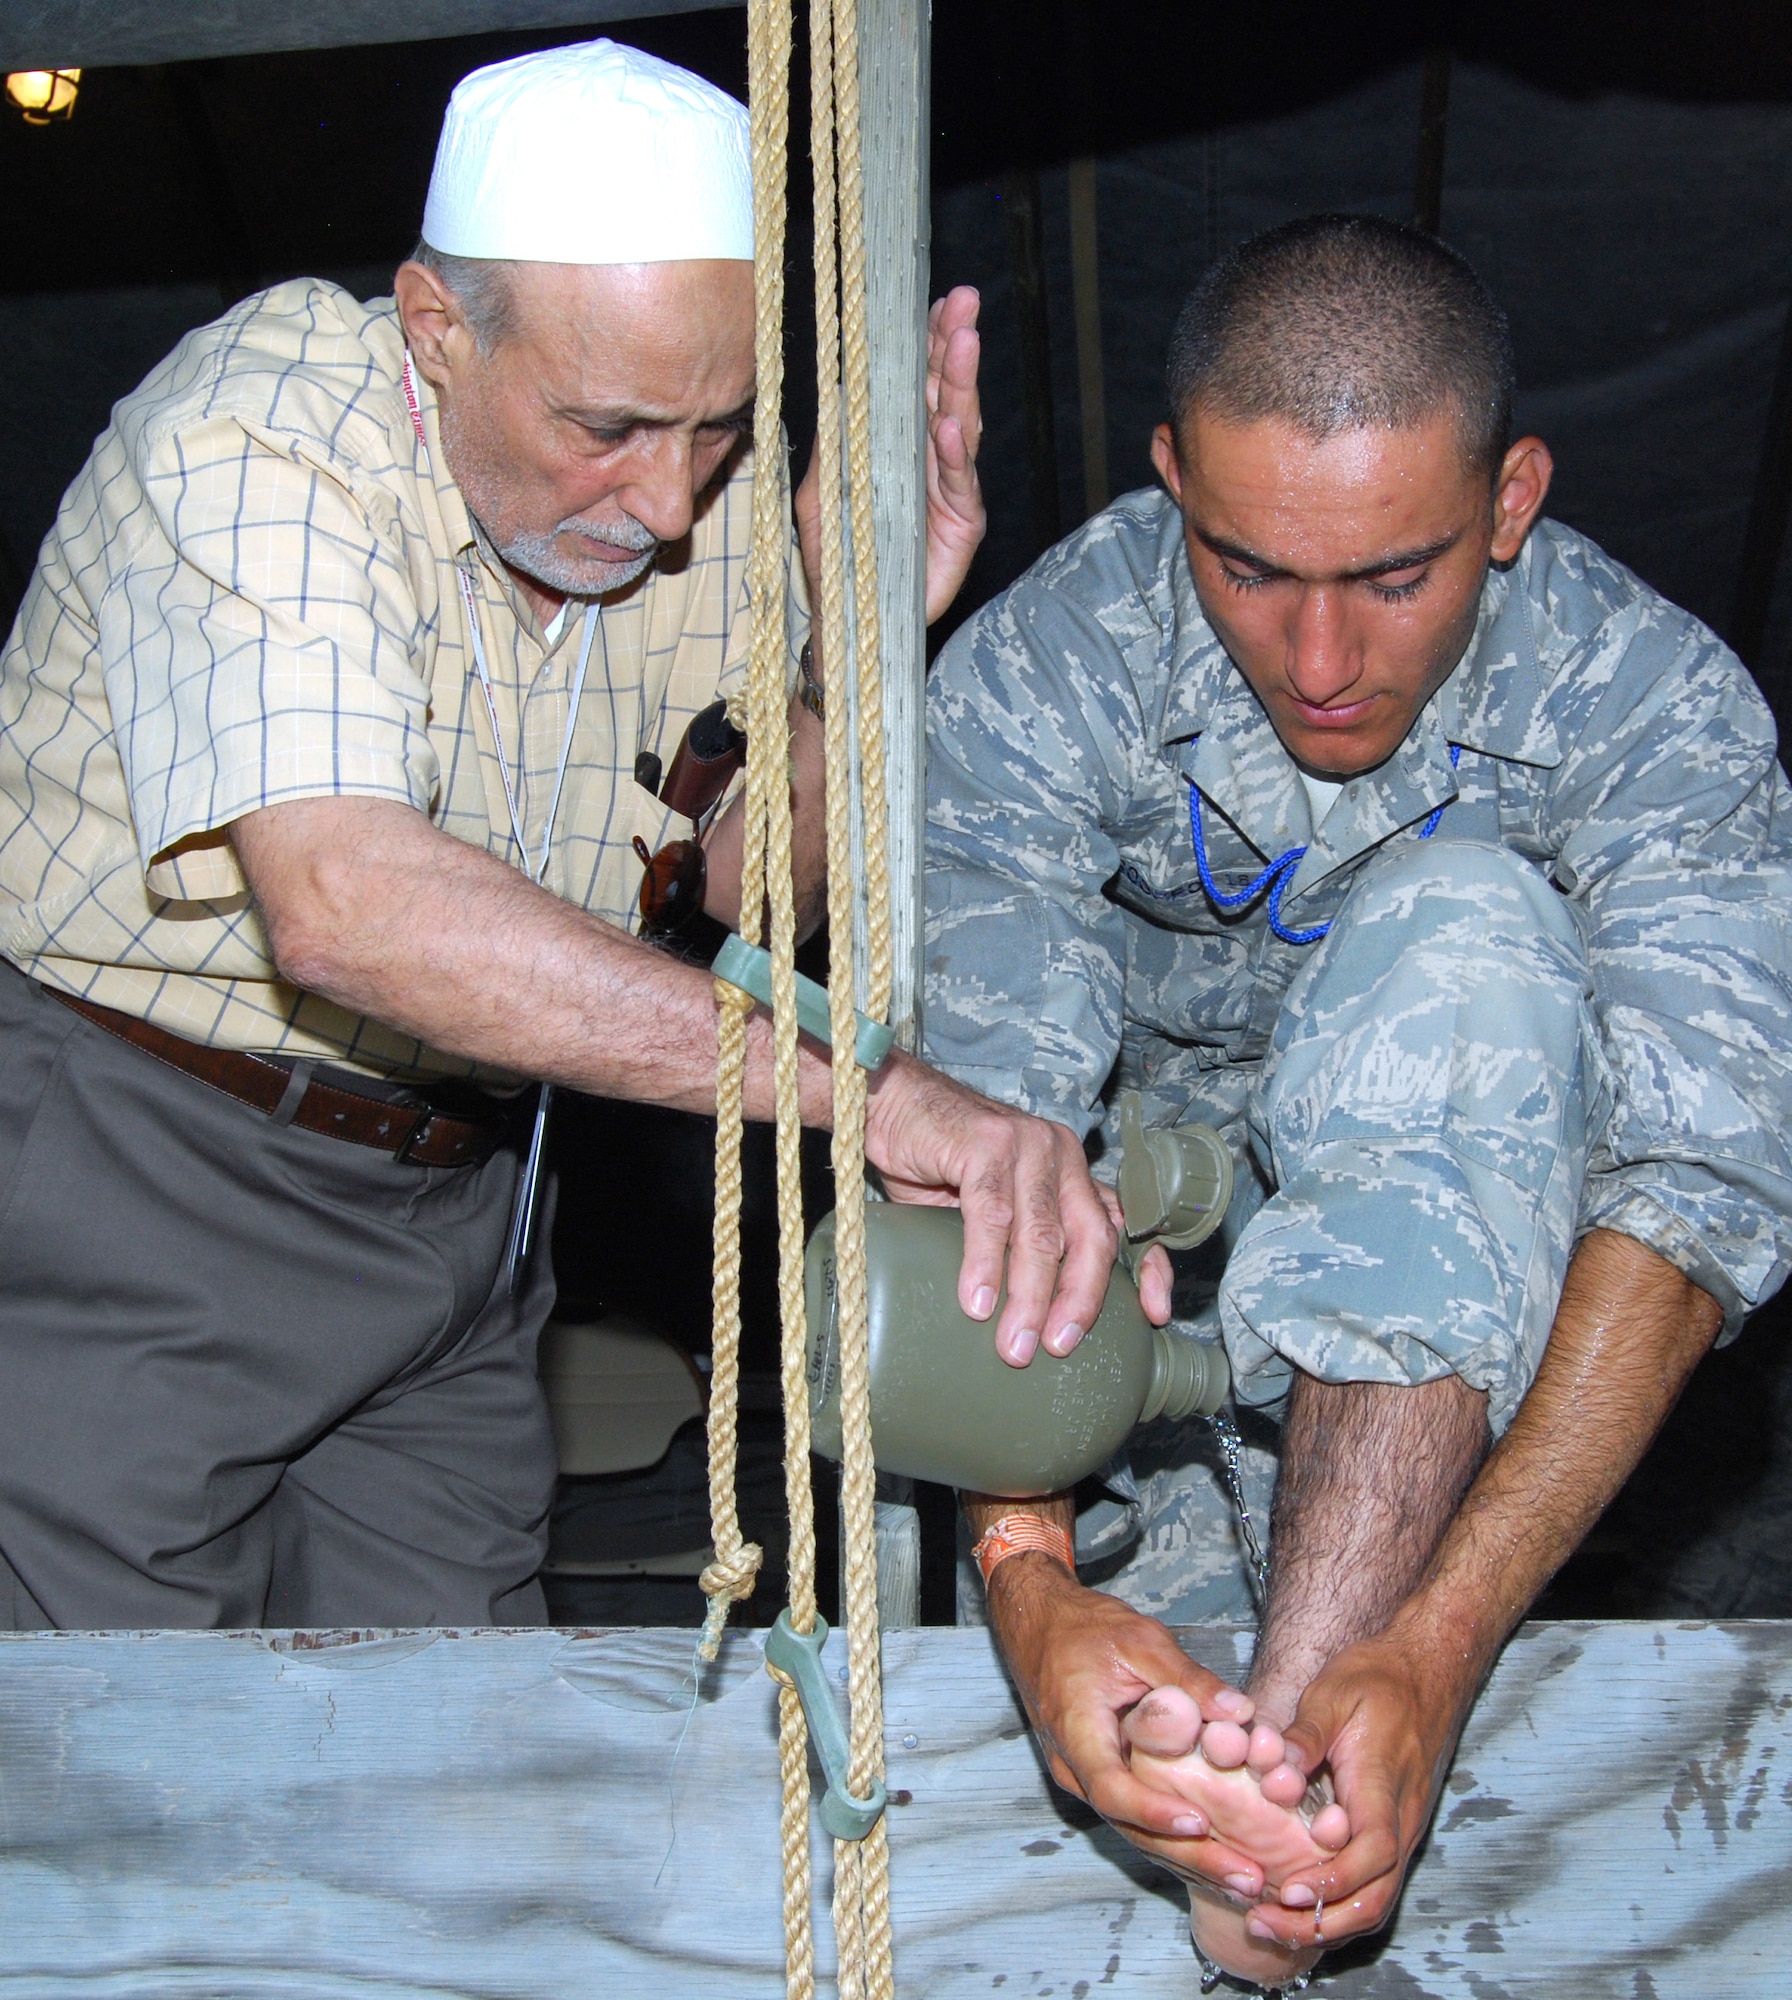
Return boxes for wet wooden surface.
[1,1620,1787,1997]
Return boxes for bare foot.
[1124,1686,1347,1988]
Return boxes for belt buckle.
[394,1106,495,1169]
[393,1107,446,1166]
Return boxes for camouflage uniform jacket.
[924,490,1792,1336]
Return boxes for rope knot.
[696,1539,765,1662]
[700,1540,764,1603]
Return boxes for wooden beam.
[4,1620,1788,1993]
[853,0,930,1631]
[2,1,735,71]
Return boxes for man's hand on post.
[923,285,986,623]
[794,285,985,630]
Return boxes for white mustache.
[557,513,657,553]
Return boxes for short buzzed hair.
[1165,214,1515,479]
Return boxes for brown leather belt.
[47,988,510,1169]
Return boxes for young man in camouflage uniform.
[925,215,1792,1977]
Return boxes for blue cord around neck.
[1188,742,1462,946]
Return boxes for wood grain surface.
[1,1620,1786,1997]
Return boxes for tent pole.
[1003,166,1064,561]
[857,0,930,1629]
[858,0,929,1060]
[1413,47,1452,236]
[1067,158,1110,517]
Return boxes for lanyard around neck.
[1187,741,1463,947]
[456,566,599,886]
[402,350,596,887]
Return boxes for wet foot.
[1124,1685,1347,1988]
[1186,1886,1324,1993]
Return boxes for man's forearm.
[1385,1228,1724,1690]
[232,791,1132,1361]
[231,793,839,1121]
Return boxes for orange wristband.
[971,1513,1076,1587]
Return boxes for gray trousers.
[0,962,558,1630]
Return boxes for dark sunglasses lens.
[634,836,707,933]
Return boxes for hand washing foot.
[1123,1684,1348,1988]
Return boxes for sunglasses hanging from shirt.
[632,696,747,940]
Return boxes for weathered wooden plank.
[0,2,736,73]
[1,1622,1788,1997]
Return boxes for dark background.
[4,1,1790,1622]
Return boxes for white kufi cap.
[423,39,752,264]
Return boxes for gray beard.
[495,517,658,598]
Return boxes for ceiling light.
[6,70,81,125]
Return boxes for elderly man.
[925,214,1792,1979]
[0,40,1119,1631]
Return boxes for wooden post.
[856,0,930,1627]
[857,0,930,1059]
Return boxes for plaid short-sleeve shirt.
[0,279,802,1083]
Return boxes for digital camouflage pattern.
[926,492,1792,1458]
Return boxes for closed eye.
[1364,570,1432,603]
[577,420,639,445]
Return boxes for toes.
[1310,1802,1351,1849]
[1123,1684,1204,1757]
[1260,1761,1308,1808]
[1198,1719,1251,1770]
[1244,1721,1286,1774]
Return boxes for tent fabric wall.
[939,56,1792,710]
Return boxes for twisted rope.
[708,0,897,1990]
[777,1681,818,2000]
[708,1,818,1992]
[832,0,894,1030]
[700,981,762,1663]
[812,0,895,1994]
